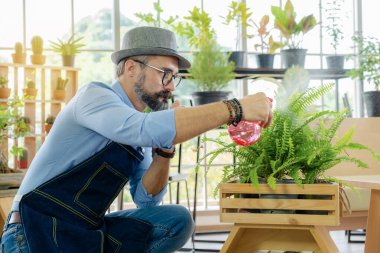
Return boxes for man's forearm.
[142,153,171,196]
[173,101,228,144]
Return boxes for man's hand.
[239,92,273,129]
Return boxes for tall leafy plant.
[172,7,215,51]
[188,39,235,91]
[0,96,29,173]
[271,0,317,49]
[324,0,345,55]
[347,35,380,91]
[252,15,283,54]
[222,1,253,51]
[134,2,178,28]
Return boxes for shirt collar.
[111,81,136,109]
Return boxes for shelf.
[0,62,79,71]
[179,68,351,80]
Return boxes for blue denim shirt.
[13,81,176,211]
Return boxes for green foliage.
[252,15,284,54]
[324,0,345,54]
[347,35,380,91]
[56,77,69,90]
[202,70,380,190]
[50,34,85,56]
[188,39,235,91]
[134,2,178,28]
[271,0,317,49]
[45,115,56,124]
[0,75,8,88]
[0,96,28,173]
[31,35,43,54]
[172,7,215,51]
[222,1,253,50]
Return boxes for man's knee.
[167,205,194,237]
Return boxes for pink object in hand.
[228,98,272,146]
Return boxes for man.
[1,27,272,252]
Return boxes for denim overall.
[18,142,153,253]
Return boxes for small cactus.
[31,36,43,54]
[57,77,69,90]
[26,80,36,89]
[15,42,24,55]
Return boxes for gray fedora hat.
[111,26,191,69]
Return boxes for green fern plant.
[202,82,380,190]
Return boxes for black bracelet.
[222,100,235,125]
[231,98,243,126]
[154,147,176,159]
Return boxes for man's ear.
[124,59,138,77]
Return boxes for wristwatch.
[155,147,176,159]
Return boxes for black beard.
[134,74,172,111]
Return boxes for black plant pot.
[326,55,345,69]
[228,51,245,68]
[192,91,231,106]
[259,179,298,214]
[364,91,380,117]
[255,54,275,68]
[281,49,307,68]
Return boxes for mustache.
[155,90,172,100]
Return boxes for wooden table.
[337,175,380,253]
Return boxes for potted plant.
[30,35,46,65]
[14,147,28,169]
[0,96,29,176]
[271,0,317,68]
[324,0,346,69]
[53,77,69,101]
[23,80,38,100]
[49,34,85,67]
[347,35,380,117]
[222,1,253,67]
[202,67,380,190]
[44,115,55,134]
[188,39,235,105]
[252,15,283,68]
[0,75,11,99]
[11,42,27,64]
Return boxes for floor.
[176,230,365,253]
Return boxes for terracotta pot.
[44,124,52,134]
[53,90,66,101]
[30,54,46,65]
[62,55,75,67]
[0,87,11,99]
[12,53,27,64]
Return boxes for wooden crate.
[219,183,340,226]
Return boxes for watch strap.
[155,147,176,159]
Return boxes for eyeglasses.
[133,59,182,87]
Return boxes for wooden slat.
[221,198,337,211]
[220,183,339,195]
[220,212,339,226]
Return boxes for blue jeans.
[1,205,193,253]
